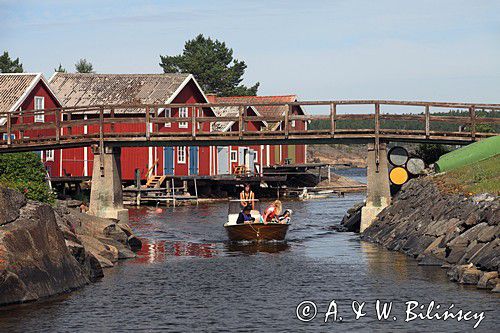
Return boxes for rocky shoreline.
[0,188,142,306]
[360,177,499,292]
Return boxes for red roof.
[213,95,301,118]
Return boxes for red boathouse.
[210,95,307,168]
[0,73,63,176]
[49,73,218,180]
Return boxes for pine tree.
[54,63,66,73]
[0,51,23,73]
[160,34,259,96]
[75,59,94,73]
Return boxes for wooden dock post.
[135,169,141,206]
[171,178,176,207]
[194,178,199,205]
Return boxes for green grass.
[435,154,500,195]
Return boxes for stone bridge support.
[89,145,129,223]
[360,143,391,232]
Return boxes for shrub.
[415,144,451,165]
[0,152,55,203]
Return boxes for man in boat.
[236,205,255,224]
[239,183,255,210]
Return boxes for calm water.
[0,171,498,332]
[332,167,367,184]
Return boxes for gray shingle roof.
[50,73,191,111]
[0,73,39,113]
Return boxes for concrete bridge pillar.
[89,145,129,223]
[360,143,391,232]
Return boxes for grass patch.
[434,154,500,196]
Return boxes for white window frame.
[177,146,186,164]
[34,96,45,123]
[230,150,237,163]
[162,108,172,127]
[291,120,296,128]
[2,133,15,140]
[45,149,55,161]
[254,151,258,163]
[179,107,189,128]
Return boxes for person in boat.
[240,183,255,210]
[263,200,282,223]
[236,205,255,224]
[278,209,292,224]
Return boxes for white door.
[217,147,229,174]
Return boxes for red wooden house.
[0,73,63,175]
[210,95,307,171]
[210,95,268,174]
[49,73,218,180]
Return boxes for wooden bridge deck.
[1,100,499,152]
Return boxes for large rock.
[477,272,498,289]
[54,206,130,245]
[0,188,27,226]
[78,235,119,265]
[0,201,89,306]
[362,177,499,292]
[65,239,104,282]
[459,266,483,285]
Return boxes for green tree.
[0,152,55,203]
[54,63,66,73]
[0,51,23,73]
[415,144,451,165]
[160,34,259,96]
[75,58,94,73]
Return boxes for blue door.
[189,146,199,175]
[164,147,174,175]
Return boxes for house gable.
[0,73,61,125]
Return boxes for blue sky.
[1,0,499,106]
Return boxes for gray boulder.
[0,201,89,306]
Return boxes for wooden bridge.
[1,99,498,230]
[1,100,499,152]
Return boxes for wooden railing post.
[285,104,291,137]
[191,106,196,139]
[19,110,24,142]
[330,103,336,137]
[110,107,115,132]
[153,107,158,134]
[239,105,244,139]
[425,105,430,138]
[6,113,12,145]
[470,106,476,139]
[374,103,380,172]
[67,112,72,137]
[145,106,151,140]
[55,108,61,142]
[99,106,105,175]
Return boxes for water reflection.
[360,239,450,285]
[225,241,290,255]
[134,239,218,263]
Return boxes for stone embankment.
[0,188,142,306]
[361,177,499,292]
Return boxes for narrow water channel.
[0,170,498,332]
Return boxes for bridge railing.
[0,100,499,149]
